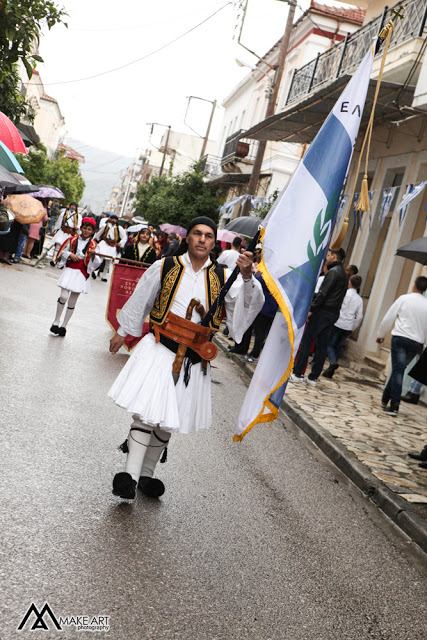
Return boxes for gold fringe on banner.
[331,13,400,250]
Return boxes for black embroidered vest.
[150,256,226,331]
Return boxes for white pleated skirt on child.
[108,332,212,434]
[57,267,90,294]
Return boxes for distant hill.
[66,137,133,216]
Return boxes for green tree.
[16,144,85,203]
[133,164,221,228]
[0,0,67,122]
[0,0,67,80]
[0,67,35,124]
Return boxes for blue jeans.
[15,234,27,259]
[409,379,423,394]
[382,336,422,408]
[327,326,351,364]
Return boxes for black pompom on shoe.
[57,327,66,337]
[112,472,137,499]
[50,324,59,335]
[138,476,165,498]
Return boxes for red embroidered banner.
[106,263,150,351]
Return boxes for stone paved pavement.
[215,331,427,555]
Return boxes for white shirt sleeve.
[224,273,264,344]
[353,297,364,330]
[58,237,72,264]
[116,261,162,337]
[53,212,64,232]
[118,226,127,248]
[378,297,401,339]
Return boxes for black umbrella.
[225,215,263,237]
[0,165,21,189]
[396,237,427,265]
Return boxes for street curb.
[214,336,427,557]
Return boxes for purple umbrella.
[30,185,65,199]
[159,223,187,238]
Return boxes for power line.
[67,0,227,32]
[37,3,232,86]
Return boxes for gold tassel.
[356,176,370,212]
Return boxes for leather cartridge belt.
[151,312,217,362]
[61,225,75,235]
[105,239,118,246]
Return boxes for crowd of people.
[1,198,426,477]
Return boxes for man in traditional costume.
[50,217,103,337]
[50,202,82,266]
[108,216,264,500]
[93,213,127,281]
[121,226,157,265]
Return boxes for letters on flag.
[106,263,150,351]
[234,44,375,442]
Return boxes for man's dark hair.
[415,276,427,293]
[232,237,242,249]
[350,275,362,289]
[347,264,358,276]
[331,247,345,261]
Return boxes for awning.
[206,171,271,187]
[17,123,40,147]
[243,79,416,143]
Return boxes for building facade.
[205,1,365,224]
[20,67,66,157]
[241,0,427,373]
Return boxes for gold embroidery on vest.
[150,257,185,324]
[204,263,225,331]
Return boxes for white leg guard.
[140,427,171,479]
[61,291,80,328]
[124,415,153,482]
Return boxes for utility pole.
[241,0,297,216]
[159,125,171,177]
[200,99,217,160]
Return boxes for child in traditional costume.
[121,227,157,265]
[50,217,102,337]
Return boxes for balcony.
[242,0,426,145]
[200,155,223,181]
[221,130,259,172]
[286,0,427,105]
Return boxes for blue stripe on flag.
[303,113,352,203]
[278,259,317,329]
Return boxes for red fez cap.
[82,216,96,228]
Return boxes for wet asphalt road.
[0,263,426,640]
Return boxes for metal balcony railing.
[286,0,427,106]
[200,155,223,180]
[221,129,259,166]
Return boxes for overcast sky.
[37,0,354,170]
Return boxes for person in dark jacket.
[162,233,179,257]
[291,247,348,386]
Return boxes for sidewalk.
[215,331,427,557]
